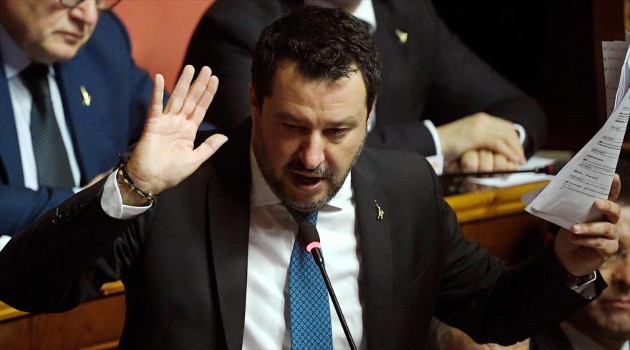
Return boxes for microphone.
[298,221,358,350]
[440,160,568,178]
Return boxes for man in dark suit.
[0,7,621,349]
[0,0,153,239]
[184,0,546,174]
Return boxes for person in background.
[0,0,153,244]
[183,0,547,174]
[0,7,621,349]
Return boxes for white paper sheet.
[522,89,630,229]
[603,41,629,116]
[615,43,630,110]
[467,156,555,188]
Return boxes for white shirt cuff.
[101,171,151,219]
[0,235,11,252]
[571,270,598,299]
[423,119,442,156]
[513,123,526,145]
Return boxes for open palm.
[126,66,228,195]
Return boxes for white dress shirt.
[100,149,365,349]
[561,321,630,350]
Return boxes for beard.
[252,119,364,213]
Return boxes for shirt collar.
[249,148,352,209]
[0,23,32,80]
[351,0,377,34]
[304,0,377,34]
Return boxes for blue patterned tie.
[288,210,333,350]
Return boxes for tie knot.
[287,208,318,226]
[20,63,50,98]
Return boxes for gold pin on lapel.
[394,29,408,45]
[374,200,385,220]
[80,85,91,106]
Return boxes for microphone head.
[298,221,321,253]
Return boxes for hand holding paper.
[554,174,621,276]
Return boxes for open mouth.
[292,172,323,187]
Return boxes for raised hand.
[124,66,228,203]
[554,174,622,277]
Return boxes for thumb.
[193,134,228,165]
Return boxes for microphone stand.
[440,162,562,179]
[299,222,358,350]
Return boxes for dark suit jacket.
[0,120,600,349]
[529,325,574,350]
[183,0,546,157]
[0,12,153,235]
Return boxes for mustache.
[285,160,334,178]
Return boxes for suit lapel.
[352,151,393,349]
[0,57,24,185]
[55,58,103,182]
[206,122,252,350]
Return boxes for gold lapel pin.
[374,200,385,221]
[80,85,91,106]
[394,29,408,45]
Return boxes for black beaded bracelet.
[115,162,157,205]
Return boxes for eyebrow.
[275,112,360,128]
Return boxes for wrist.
[116,162,158,206]
[559,264,596,291]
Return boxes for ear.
[367,100,377,129]
[248,82,260,120]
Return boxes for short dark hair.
[251,5,381,114]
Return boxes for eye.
[283,123,301,132]
[326,128,347,137]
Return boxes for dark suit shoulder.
[200,0,284,47]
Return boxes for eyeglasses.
[59,0,122,11]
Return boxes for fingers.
[460,150,479,172]
[478,149,494,172]
[148,74,165,120]
[194,134,228,165]
[487,137,525,165]
[566,221,619,258]
[459,149,519,172]
[191,75,219,125]
[594,198,621,224]
[469,114,524,164]
[164,65,195,115]
[609,173,621,201]
[181,66,211,117]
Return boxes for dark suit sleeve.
[422,0,546,156]
[0,180,148,313]
[432,175,602,344]
[0,185,74,236]
[369,0,546,157]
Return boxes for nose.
[299,134,326,170]
[611,260,630,294]
[68,0,100,26]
